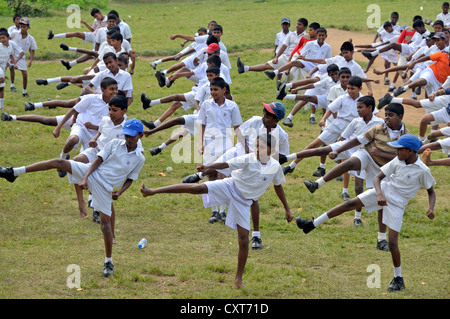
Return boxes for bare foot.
[140,184,154,197]
[79,202,89,219]
[421,148,432,166]
[232,279,246,289]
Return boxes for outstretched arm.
[274,184,294,222]
[426,187,436,219]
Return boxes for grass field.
[0,0,448,300]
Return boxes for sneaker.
[47,30,54,40]
[309,117,317,124]
[236,57,245,74]
[361,51,374,60]
[1,112,13,121]
[88,199,93,208]
[218,211,227,223]
[155,71,166,88]
[0,166,17,183]
[376,239,390,252]
[388,86,395,93]
[141,92,152,110]
[282,117,293,127]
[387,276,405,292]
[150,61,157,70]
[166,80,174,88]
[335,175,343,181]
[56,82,69,90]
[182,172,202,183]
[353,218,363,226]
[61,59,71,70]
[276,82,287,100]
[384,79,390,85]
[282,165,295,175]
[341,192,351,201]
[414,86,421,95]
[251,236,262,250]
[312,167,325,177]
[36,79,48,85]
[22,93,30,98]
[92,210,100,224]
[60,42,69,51]
[10,86,17,92]
[141,119,155,130]
[103,261,114,278]
[264,70,276,80]
[304,180,319,193]
[208,211,220,223]
[377,93,393,110]
[150,147,161,156]
[276,80,283,91]
[24,102,35,111]
[295,217,316,234]
[393,86,407,97]
[57,154,70,178]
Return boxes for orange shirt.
[429,51,450,84]
[290,34,312,56]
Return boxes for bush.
[0,0,108,17]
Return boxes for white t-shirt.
[436,12,450,27]
[118,20,132,40]
[327,83,347,102]
[227,153,286,201]
[319,55,367,79]
[275,30,292,54]
[8,40,23,60]
[73,93,109,127]
[300,40,332,60]
[90,68,133,97]
[340,115,384,141]
[314,77,340,95]
[281,30,305,57]
[0,43,14,66]
[11,33,37,57]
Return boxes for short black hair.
[110,32,123,42]
[339,67,352,76]
[107,13,117,21]
[210,77,226,89]
[109,94,128,110]
[198,27,208,34]
[108,10,119,19]
[383,21,393,28]
[413,19,425,28]
[391,11,399,18]
[309,22,320,30]
[443,2,450,7]
[206,66,220,75]
[207,54,221,68]
[117,54,128,65]
[103,52,117,61]
[212,25,223,33]
[385,103,404,116]
[316,27,327,35]
[90,8,100,16]
[413,15,422,22]
[340,41,354,52]
[348,76,362,88]
[0,29,9,37]
[206,35,219,45]
[100,77,118,89]
[327,63,339,73]
[434,20,444,27]
[298,18,308,27]
[13,14,21,21]
[358,95,375,112]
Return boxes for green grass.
[0,0,449,300]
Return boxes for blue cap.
[262,102,286,120]
[387,134,422,152]
[281,17,290,24]
[122,119,143,137]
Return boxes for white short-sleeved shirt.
[92,16,108,35]
[0,43,14,66]
[237,116,290,155]
[328,92,361,121]
[73,93,109,127]
[11,33,37,56]
[98,39,132,55]
[327,83,347,102]
[7,25,20,37]
[227,153,286,201]
[438,126,450,154]
[300,40,332,61]
[118,20,132,40]
[194,34,227,53]
[96,139,145,188]
[95,27,108,45]
[340,115,385,141]
[314,77,340,95]
[379,29,400,44]
[437,12,450,27]
[409,30,430,51]
[194,82,211,105]
[97,116,127,150]
[90,68,133,97]
[275,30,292,54]
[281,31,305,57]
[8,40,23,60]
[377,24,401,34]
[319,55,367,79]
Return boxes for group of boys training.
[0,3,449,292]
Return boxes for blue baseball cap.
[122,119,143,137]
[387,134,422,152]
[262,102,286,120]
[281,17,290,24]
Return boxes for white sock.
[219,205,226,213]
[313,212,329,227]
[197,172,204,179]
[419,136,425,141]
[354,211,362,219]
[289,161,297,169]
[150,99,161,107]
[287,113,294,120]
[105,257,113,264]
[286,153,297,161]
[68,47,77,52]
[54,33,66,38]
[60,152,69,159]
[13,166,26,176]
[316,177,325,187]
[22,89,27,94]
[0,99,4,109]
[10,115,17,121]
[10,83,15,88]
[154,119,161,127]
[391,97,403,103]
[342,188,348,194]
[390,82,396,89]
[244,65,250,72]
[34,102,43,108]
[88,194,93,201]
[154,59,162,64]
[165,77,170,85]
[423,138,430,144]
[273,70,279,75]
[378,232,387,241]
[284,94,296,100]
[394,266,402,278]
[47,77,61,84]
[212,206,218,212]
[159,142,167,150]
[402,85,410,90]
[319,163,326,169]
[286,83,293,89]
[371,50,380,56]
[411,91,416,98]
[69,61,77,67]
[162,70,168,75]
[252,231,261,238]
[310,113,316,118]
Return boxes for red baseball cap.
[206,43,220,53]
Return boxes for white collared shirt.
[341,115,384,141]
[275,29,292,54]
[90,68,133,97]
[437,12,450,27]
[73,93,109,127]
[328,92,362,121]
[300,40,332,60]
[282,30,305,56]
[320,55,367,79]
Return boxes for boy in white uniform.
[0,29,16,110]
[0,118,146,278]
[295,134,436,292]
[141,133,294,289]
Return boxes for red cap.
[206,43,220,53]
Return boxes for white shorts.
[420,95,450,114]
[56,115,73,130]
[202,178,253,231]
[330,141,366,179]
[8,58,27,71]
[318,129,341,146]
[214,145,246,176]
[203,137,229,165]
[80,146,100,163]
[267,54,288,69]
[83,32,95,44]
[400,43,414,56]
[68,161,114,216]
[430,107,450,125]
[397,54,407,66]
[181,113,200,136]
[358,182,407,232]
[439,137,450,154]
[180,91,196,110]
[0,64,5,88]
[70,123,98,152]
[350,149,382,188]
[419,68,442,96]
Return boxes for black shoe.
[155,71,166,88]
[295,217,316,234]
[141,92,152,110]
[166,80,174,88]
[10,86,17,92]
[93,210,100,224]
[393,86,406,97]
[377,93,393,110]
[36,79,48,85]
[388,86,395,93]
[276,80,283,91]
[60,42,69,51]
[353,218,363,226]
[312,167,325,177]
[24,102,35,111]
[237,57,245,74]
[361,51,374,60]
[414,86,421,95]
[251,236,262,250]
[264,70,276,80]
[0,166,17,183]
[218,211,227,223]
[57,154,70,178]
[149,61,157,70]
[335,175,343,181]
[149,147,161,156]
[341,192,351,201]
[276,82,287,100]
[22,93,30,98]
[56,82,69,90]
[282,117,293,127]
[48,30,54,40]
[376,239,390,252]
[282,165,295,175]
[1,112,13,121]
[304,180,319,193]
[61,59,71,70]
[141,119,155,130]
[384,79,390,85]
[387,276,405,292]
[103,261,114,277]
[183,172,202,183]
[208,211,220,223]
[309,117,317,125]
